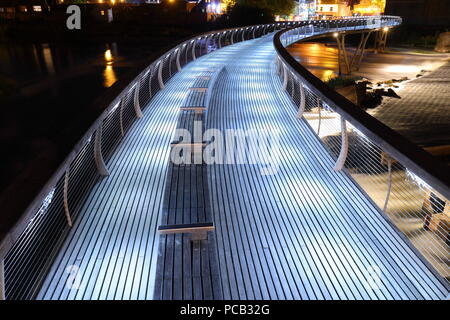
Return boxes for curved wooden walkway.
[38,34,448,300]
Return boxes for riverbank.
[287,42,449,83]
[287,41,450,163]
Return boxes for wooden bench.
[153,68,223,300]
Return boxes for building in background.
[352,0,385,15]
[296,0,316,19]
[0,0,51,20]
[315,0,385,17]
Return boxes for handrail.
[273,17,450,201]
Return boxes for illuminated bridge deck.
[38,35,448,300]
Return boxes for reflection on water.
[287,42,339,82]
[42,44,55,75]
[103,45,118,87]
[103,65,117,88]
[0,41,125,91]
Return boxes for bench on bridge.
[153,66,224,300]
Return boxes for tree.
[371,0,386,12]
[266,0,296,16]
[224,0,296,26]
[222,0,237,12]
[346,0,361,11]
[235,0,296,16]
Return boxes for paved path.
[370,61,450,147]
[37,35,449,300]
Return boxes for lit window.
[33,5,42,12]
[20,6,27,12]
[100,10,105,15]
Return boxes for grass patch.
[325,76,361,89]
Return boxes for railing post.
[168,53,172,77]
[157,60,164,89]
[204,36,209,55]
[297,82,305,118]
[0,257,5,300]
[134,84,143,118]
[149,66,155,98]
[192,39,197,60]
[383,155,393,212]
[252,27,256,39]
[94,125,110,176]
[316,97,322,136]
[215,34,220,51]
[291,77,295,97]
[63,170,73,227]
[334,117,349,171]
[218,32,223,49]
[119,99,125,137]
[282,65,288,91]
[230,31,234,45]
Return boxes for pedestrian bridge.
[1,17,449,300]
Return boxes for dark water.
[0,41,156,89]
[0,39,169,195]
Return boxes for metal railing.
[273,16,450,286]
